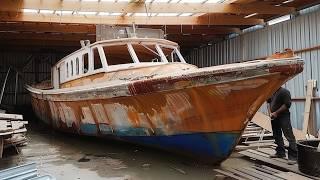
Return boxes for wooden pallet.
[238,148,320,180]
[214,164,313,180]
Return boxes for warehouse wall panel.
[0,52,65,106]
[185,5,320,131]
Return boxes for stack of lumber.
[0,111,27,158]
[237,121,274,150]
[237,111,307,150]
[238,147,320,179]
[251,112,306,140]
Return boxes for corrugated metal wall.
[0,52,64,106]
[185,6,320,131]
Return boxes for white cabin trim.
[52,38,185,89]
[127,43,139,63]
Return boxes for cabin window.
[76,57,79,75]
[70,60,74,76]
[93,48,103,70]
[103,45,134,65]
[161,47,181,62]
[83,53,89,73]
[132,44,161,62]
[66,62,69,78]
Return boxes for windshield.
[161,46,181,62]
[132,44,162,63]
[103,45,134,65]
[101,43,183,66]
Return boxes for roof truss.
[0,0,294,14]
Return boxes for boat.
[27,38,303,164]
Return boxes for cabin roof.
[54,37,178,67]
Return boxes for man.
[267,86,297,165]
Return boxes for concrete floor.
[0,122,252,180]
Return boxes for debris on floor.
[0,112,27,158]
[0,162,55,180]
[238,147,320,179]
[214,164,314,180]
[233,113,320,179]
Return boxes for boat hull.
[121,131,241,163]
[28,59,303,164]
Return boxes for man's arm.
[270,104,288,119]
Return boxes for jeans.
[271,115,297,160]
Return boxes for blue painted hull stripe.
[77,124,241,163]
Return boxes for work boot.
[287,156,297,165]
[269,153,285,158]
[287,159,297,165]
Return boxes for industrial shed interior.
[0,0,320,179]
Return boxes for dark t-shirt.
[267,87,291,118]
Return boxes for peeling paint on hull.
[27,57,304,164]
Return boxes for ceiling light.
[56,10,73,15]
[109,13,123,16]
[152,0,170,2]
[134,13,157,16]
[205,0,222,3]
[98,12,110,16]
[39,10,54,14]
[179,0,205,3]
[157,13,179,16]
[82,0,99,1]
[77,11,97,15]
[268,14,291,25]
[282,0,294,4]
[179,13,193,16]
[244,13,258,18]
[169,0,180,3]
[193,13,206,16]
[22,9,38,13]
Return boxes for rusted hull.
[28,59,304,164]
